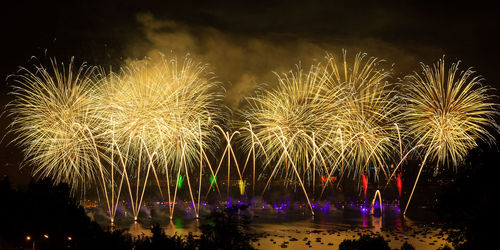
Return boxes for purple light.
[273,201,286,211]
[322,202,330,212]
[361,206,368,214]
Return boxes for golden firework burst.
[9,58,104,190]
[322,51,399,179]
[403,57,497,169]
[99,55,222,171]
[240,63,335,182]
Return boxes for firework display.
[401,58,498,215]
[240,63,332,184]
[8,52,497,220]
[325,53,400,177]
[403,58,497,169]
[9,58,103,190]
[100,56,220,168]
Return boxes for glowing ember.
[362,174,368,198]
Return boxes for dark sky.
[2,0,499,78]
[2,1,499,90]
[1,0,499,184]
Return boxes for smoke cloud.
[125,12,441,109]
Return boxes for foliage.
[339,234,390,250]
[435,148,500,249]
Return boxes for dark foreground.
[1,149,498,249]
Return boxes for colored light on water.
[361,206,368,213]
[361,174,368,198]
[178,174,185,189]
[238,180,246,195]
[174,218,184,229]
[396,173,403,197]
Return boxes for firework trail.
[241,51,401,208]
[98,54,222,219]
[240,63,335,185]
[8,51,498,219]
[322,51,399,181]
[402,57,498,214]
[100,55,221,169]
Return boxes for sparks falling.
[8,51,498,219]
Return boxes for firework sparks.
[9,58,104,191]
[8,51,498,220]
[403,57,497,170]
[98,54,222,219]
[322,51,399,180]
[241,63,335,184]
[100,55,221,169]
[240,51,402,213]
[402,57,498,215]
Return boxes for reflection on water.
[90,201,450,249]
[128,221,149,236]
[92,201,425,233]
[174,218,184,229]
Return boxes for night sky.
[2,0,499,185]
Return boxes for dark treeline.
[434,147,500,250]
[0,178,132,249]
[0,177,256,249]
[1,145,497,249]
